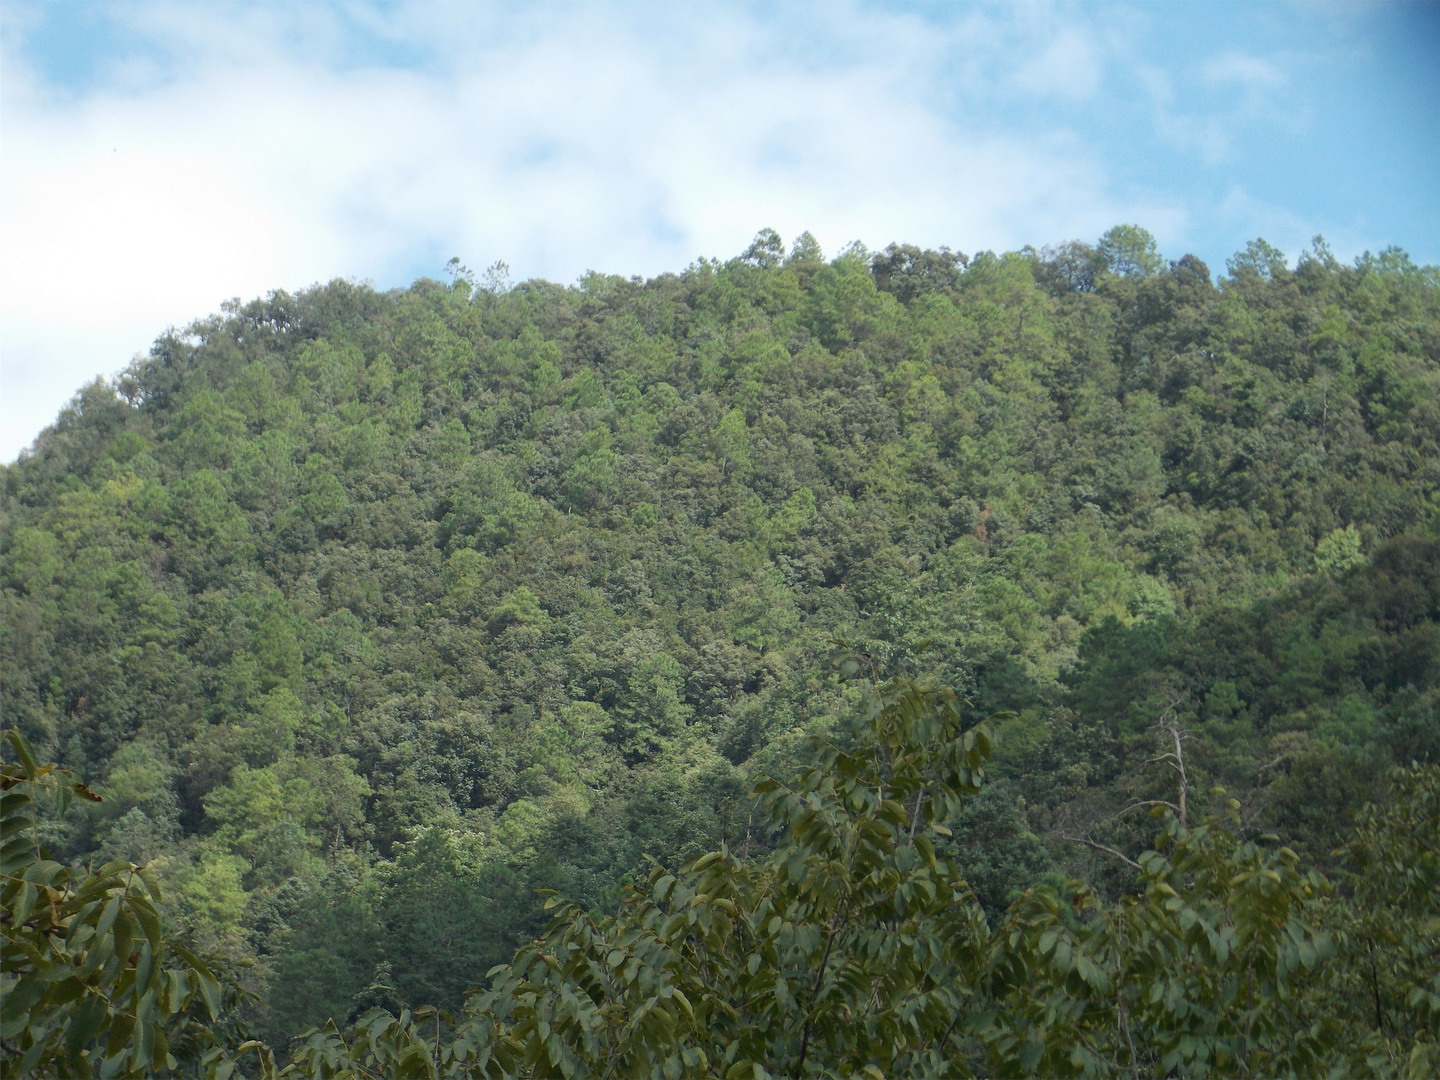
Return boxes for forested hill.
[3,226,1438,1047]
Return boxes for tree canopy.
[3,226,1438,1070]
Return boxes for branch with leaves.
[2,730,265,1080]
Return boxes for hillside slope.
[3,227,1437,1038]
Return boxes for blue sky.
[2,0,1437,462]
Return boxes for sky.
[2,0,1437,463]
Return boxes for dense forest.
[3,226,1438,1076]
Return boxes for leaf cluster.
[2,730,268,1078]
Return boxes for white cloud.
[1201,49,1307,135]
[1202,51,1286,91]
[1135,40,1307,169]
[1,0,1177,461]
[1135,64,1232,164]
[1011,26,1105,100]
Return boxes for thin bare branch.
[1061,834,1143,871]
[1119,799,1182,818]
[1167,718,1188,828]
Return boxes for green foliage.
[1316,763,1440,1075]
[244,681,1438,1079]
[1097,224,1163,280]
[2,227,1438,1059]
[267,675,1003,1077]
[987,801,1338,1077]
[1,730,266,1079]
